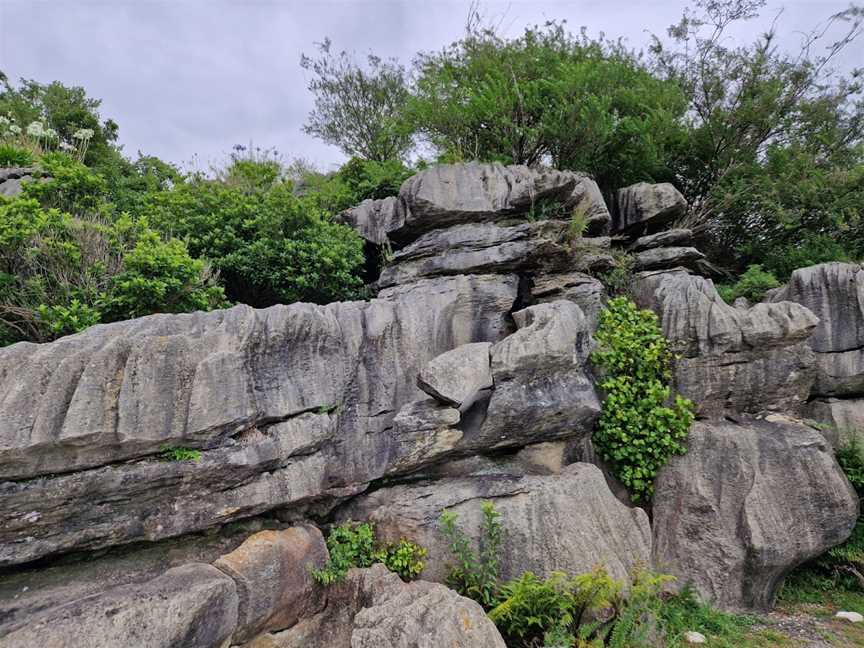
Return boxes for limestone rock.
[212,525,328,642]
[804,397,864,447]
[530,272,606,330]
[391,162,610,244]
[632,246,705,272]
[340,463,652,584]
[836,611,864,623]
[253,564,505,648]
[476,301,601,449]
[628,228,692,252]
[0,274,518,565]
[0,166,36,197]
[684,630,707,644]
[0,563,238,648]
[614,182,687,234]
[387,399,463,475]
[417,342,492,409]
[338,196,405,245]
[652,418,858,611]
[378,220,573,288]
[633,269,818,417]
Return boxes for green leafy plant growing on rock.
[312,520,426,585]
[716,264,780,304]
[591,297,694,502]
[158,445,201,462]
[439,501,504,609]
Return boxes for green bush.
[158,445,201,462]
[716,264,780,304]
[439,501,504,609]
[0,143,34,167]
[312,520,426,585]
[591,297,694,501]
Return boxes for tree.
[408,17,687,193]
[301,39,413,162]
[649,0,864,273]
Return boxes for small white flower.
[72,128,94,140]
[0,116,10,127]
[9,124,21,135]
[26,121,45,137]
[44,128,58,140]
[59,141,75,152]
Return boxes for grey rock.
[340,463,652,584]
[530,272,606,330]
[0,274,517,482]
[772,263,864,398]
[338,196,405,245]
[653,417,859,611]
[212,525,328,643]
[387,399,463,475]
[0,166,36,197]
[632,246,705,272]
[378,220,573,288]
[628,228,693,252]
[614,182,687,234]
[0,563,239,648]
[476,301,601,449]
[391,163,610,244]
[633,269,818,417]
[252,564,505,648]
[805,398,864,448]
[417,341,492,409]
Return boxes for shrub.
[439,501,504,609]
[716,264,780,304]
[0,143,34,167]
[158,445,201,462]
[312,520,426,585]
[591,297,694,501]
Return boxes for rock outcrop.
[653,417,859,611]
[613,182,687,234]
[340,463,652,584]
[0,166,35,197]
[633,269,819,417]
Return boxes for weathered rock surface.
[633,269,819,417]
[390,162,611,243]
[377,220,574,288]
[212,525,328,642]
[474,301,601,449]
[0,274,518,565]
[0,166,35,197]
[252,564,506,648]
[338,196,405,245]
[653,417,859,611]
[417,341,492,409]
[0,563,239,648]
[614,182,687,234]
[340,463,652,584]
[628,228,692,252]
[530,272,606,330]
[632,246,705,272]
[772,263,864,398]
[805,397,864,447]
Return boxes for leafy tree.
[649,0,864,270]
[301,39,413,162]
[409,18,687,193]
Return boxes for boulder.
[632,246,705,272]
[417,342,492,409]
[530,272,606,330]
[338,196,405,245]
[390,163,610,244]
[653,417,859,611]
[251,564,506,648]
[628,228,693,252]
[212,525,328,642]
[340,463,652,584]
[633,269,819,417]
[0,563,239,648]
[473,301,601,449]
[772,262,864,398]
[805,397,864,448]
[614,182,687,234]
[0,274,518,565]
[377,220,574,288]
[0,166,36,197]
[386,399,463,475]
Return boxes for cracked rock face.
[633,269,819,417]
[652,417,859,611]
[339,463,652,585]
[613,182,687,234]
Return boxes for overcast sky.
[0,0,858,171]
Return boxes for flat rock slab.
[417,342,492,409]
